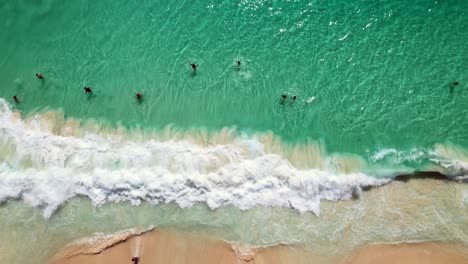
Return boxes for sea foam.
[372,147,468,179]
[0,99,390,218]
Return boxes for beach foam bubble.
[0,99,390,218]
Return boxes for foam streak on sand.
[55,228,152,260]
[0,99,389,217]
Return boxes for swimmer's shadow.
[449,83,461,94]
[449,84,455,93]
[86,93,97,101]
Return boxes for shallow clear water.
[0,0,467,263]
[1,0,467,155]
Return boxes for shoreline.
[1,101,467,263]
[1,101,467,219]
[52,228,468,264]
[0,173,465,263]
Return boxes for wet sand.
[342,243,468,264]
[53,229,468,264]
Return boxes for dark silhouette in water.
[234,60,241,72]
[84,86,92,93]
[279,94,287,106]
[136,93,142,100]
[13,96,19,103]
[292,95,297,101]
[131,257,139,264]
[189,62,198,76]
[35,73,43,79]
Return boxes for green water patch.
[0,0,467,156]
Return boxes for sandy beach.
[52,229,468,264]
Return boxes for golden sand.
[53,229,468,264]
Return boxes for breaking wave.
[0,99,466,218]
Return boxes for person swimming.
[35,73,43,79]
[136,93,142,100]
[190,62,198,70]
[454,81,459,86]
[292,95,297,101]
[84,86,92,93]
[281,93,287,100]
[13,96,19,103]
[237,60,241,66]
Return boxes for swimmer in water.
[36,73,43,79]
[13,96,19,103]
[190,62,198,70]
[281,94,287,100]
[136,93,142,100]
[234,60,241,72]
[292,95,297,101]
[84,86,92,93]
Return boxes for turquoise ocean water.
[0,0,467,263]
[2,0,467,154]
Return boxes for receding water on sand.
[1,178,467,264]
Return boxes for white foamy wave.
[0,99,390,218]
[431,159,468,180]
[371,147,468,179]
[371,148,398,161]
[371,148,427,162]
